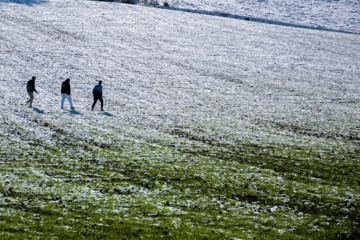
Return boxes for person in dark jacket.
[92,80,103,111]
[26,76,37,107]
[61,78,74,110]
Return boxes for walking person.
[92,80,104,111]
[61,78,74,110]
[26,76,37,107]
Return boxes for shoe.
[71,107,75,110]
[91,107,94,111]
[101,108,104,111]
[61,107,64,110]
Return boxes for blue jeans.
[61,94,74,109]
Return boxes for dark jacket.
[27,79,37,93]
[61,80,71,95]
[93,84,103,95]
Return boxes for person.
[61,78,74,110]
[92,80,104,111]
[26,76,37,107]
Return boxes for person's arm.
[31,81,37,93]
[64,82,71,95]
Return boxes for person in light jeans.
[61,78,74,110]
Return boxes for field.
[0,0,359,239]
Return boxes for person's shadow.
[33,107,45,114]
[69,109,81,115]
[102,112,115,117]
[0,0,48,5]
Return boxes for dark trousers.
[92,93,103,110]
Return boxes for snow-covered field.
[0,0,359,238]
[159,0,360,34]
[1,0,359,147]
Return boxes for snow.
[163,0,360,34]
[0,0,359,150]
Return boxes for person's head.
[32,76,36,81]
[65,78,70,82]
[99,80,102,85]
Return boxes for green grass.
[0,117,359,239]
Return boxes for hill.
[161,0,360,34]
[0,0,359,239]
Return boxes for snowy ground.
[0,0,359,146]
[157,0,360,34]
[0,0,359,238]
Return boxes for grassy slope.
[1,104,359,239]
[0,1,359,239]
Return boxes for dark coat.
[93,84,103,95]
[61,80,71,95]
[27,79,37,93]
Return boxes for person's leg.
[28,92,34,107]
[67,95,74,109]
[61,94,66,109]
[27,92,31,103]
[100,97,104,111]
[92,95,98,110]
